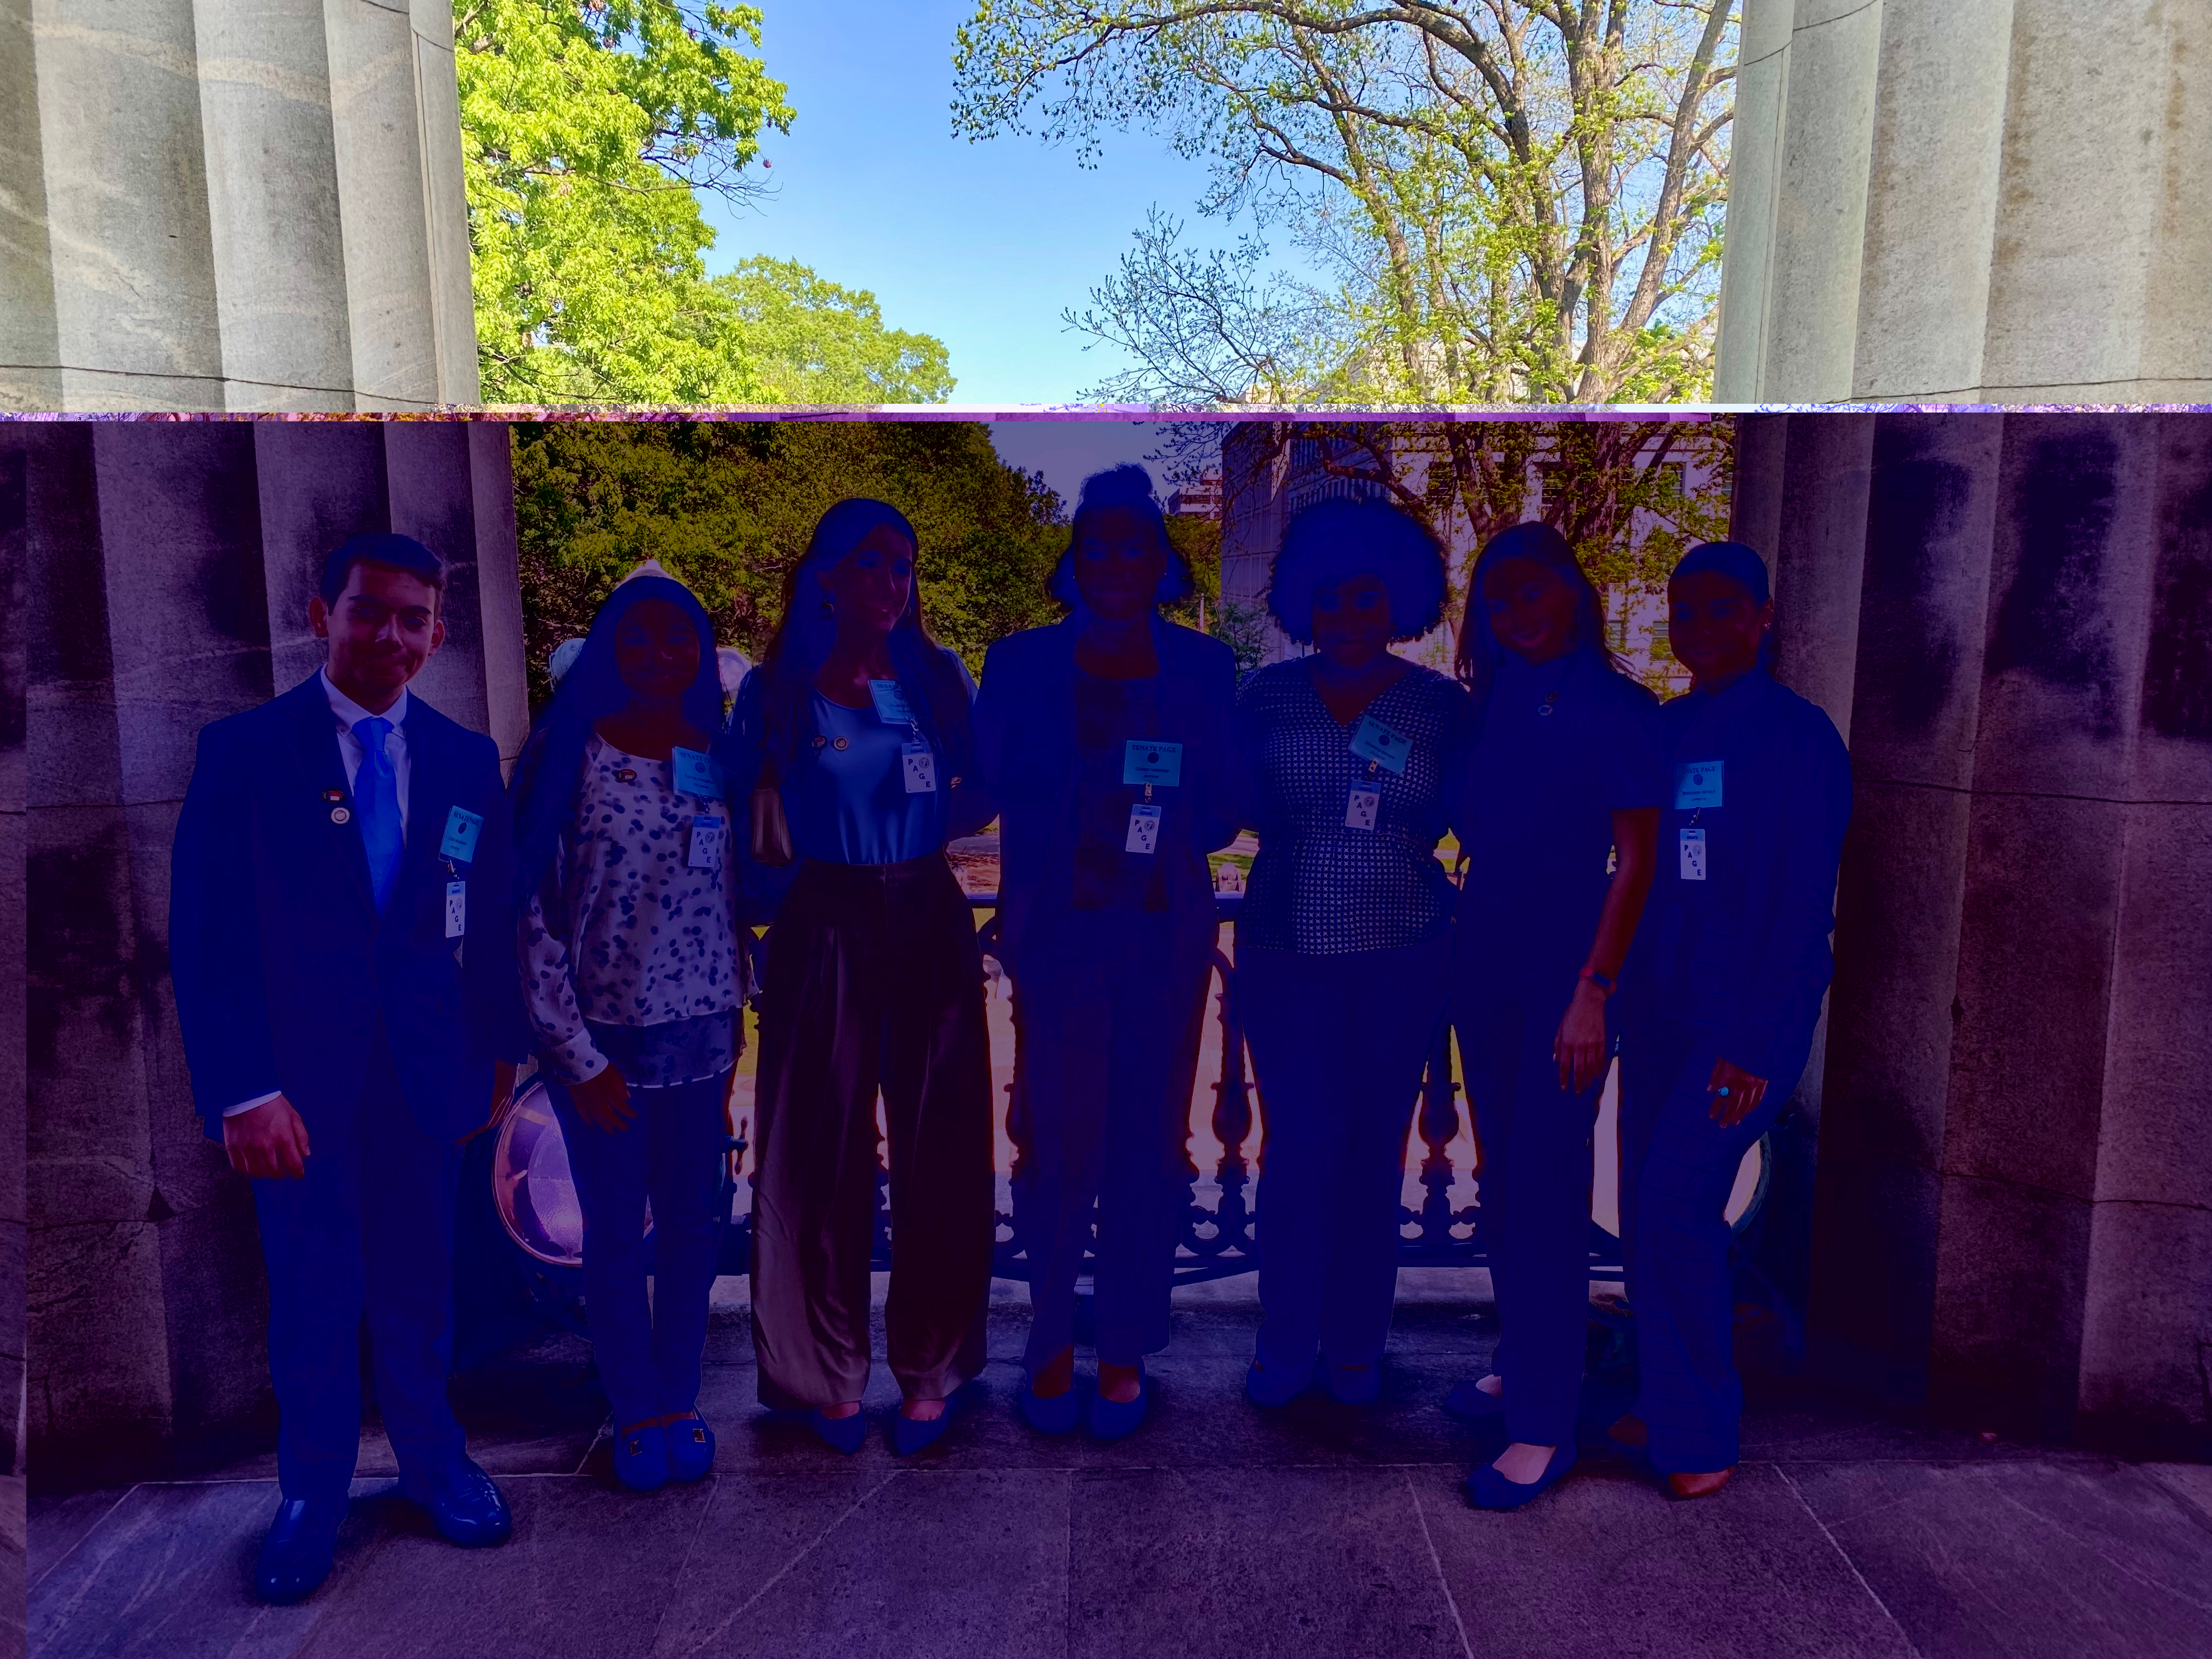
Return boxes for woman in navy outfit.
[1612,541,1851,1499]
[719,500,997,1457]
[1446,521,1663,1510]
[972,465,1240,1441]
[1234,498,1473,1409]
[507,567,744,1493]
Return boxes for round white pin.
[331,806,351,824]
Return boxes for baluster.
[1208,947,1254,1265]
[1413,1016,1462,1259]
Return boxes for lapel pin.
[322,788,345,803]
[614,767,637,783]
[331,806,352,824]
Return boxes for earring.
[819,597,834,619]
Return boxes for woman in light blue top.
[718,500,996,1458]
[1232,498,1472,1409]
[972,465,1240,1441]
[507,570,742,1494]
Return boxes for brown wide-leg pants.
[749,853,995,1409]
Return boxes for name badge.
[1122,740,1183,788]
[1674,759,1723,810]
[902,742,938,794]
[1126,802,1163,854]
[444,879,467,938]
[687,814,726,870]
[1679,826,1707,881]
[439,805,484,863]
[1345,783,1381,831]
[1348,714,1412,774]
[868,679,916,725]
[672,747,725,799]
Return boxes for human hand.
[462,1060,519,1143]
[224,1094,312,1180]
[1553,981,1610,1094]
[571,1062,634,1132]
[1707,1057,1769,1127]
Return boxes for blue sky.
[983,420,1202,510]
[697,3,1257,406]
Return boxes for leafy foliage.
[457,0,951,405]
[954,2,1735,404]
[512,420,1070,706]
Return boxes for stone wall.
[1737,410,2212,1456]
[0,0,479,413]
[1717,0,2212,403]
[14,420,526,1488]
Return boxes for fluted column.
[0,0,479,412]
[1743,411,2212,1455]
[14,420,524,1486]
[1717,1,2212,403]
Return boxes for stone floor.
[25,1273,2212,1659]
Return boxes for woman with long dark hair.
[972,465,1239,1440]
[718,499,996,1457]
[1233,497,1473,1409]
[1612,541,1850,1499]
[1445,521,1663,1510]
[507,566,742,1493]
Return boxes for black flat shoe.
[253,1495,347,1604]
[417,1457,513,1547]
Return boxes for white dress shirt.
[224,672,416,1118]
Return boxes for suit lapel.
[399,701,464,918]
[277,675,377,919]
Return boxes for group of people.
[170,466,1850,1605]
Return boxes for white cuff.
[223,1091,282,1118]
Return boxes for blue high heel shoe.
[1441,1376,1508,1421]
[1465,1444,1578,1511]
[613,1423,669,1492]
[664,1411,715,1482]
[1018,1378,1081,1436]
[1325,1362,1381,1406]
[808,1408,867,1456]
[1087,1365,1149,1441]
[891,1398,957,1457]
[1244,1360,1312,1408]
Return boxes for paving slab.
[1421,1460,1918,1659]
[1069,1464,1466,1659]
[1783,1459,2212,1659]
[652,1468,1071,1659]
[291,1474,717,1659]
[28,1479,387,1659]
[24,1489,127,1593]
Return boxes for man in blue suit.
[170,534,531,1602]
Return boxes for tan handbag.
[749,757,794,867]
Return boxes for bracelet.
[1578,966,1616,995]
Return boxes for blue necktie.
[352,715,403,911]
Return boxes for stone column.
[1,449,26,1476]
[14,420,525,1487]
[1717,0,2212,403]
[0,0,480,413]
[1743,411,2212,1455]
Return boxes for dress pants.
[1454,952,1606,1451]
[251,1034,465,1504]
[1620,1025,1803,1474]
[749,854,995,1409]
[1239,933,1451,1381]
[548,1068,732,1432]
[1011,906,1206,1374]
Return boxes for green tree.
[458,0,953,404]
[953,2,1735,404]
[512,420,1069,702]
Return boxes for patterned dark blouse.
[1234,659,1473,956]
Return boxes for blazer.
[972,614,1239,984]
[170,674,532,1143]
